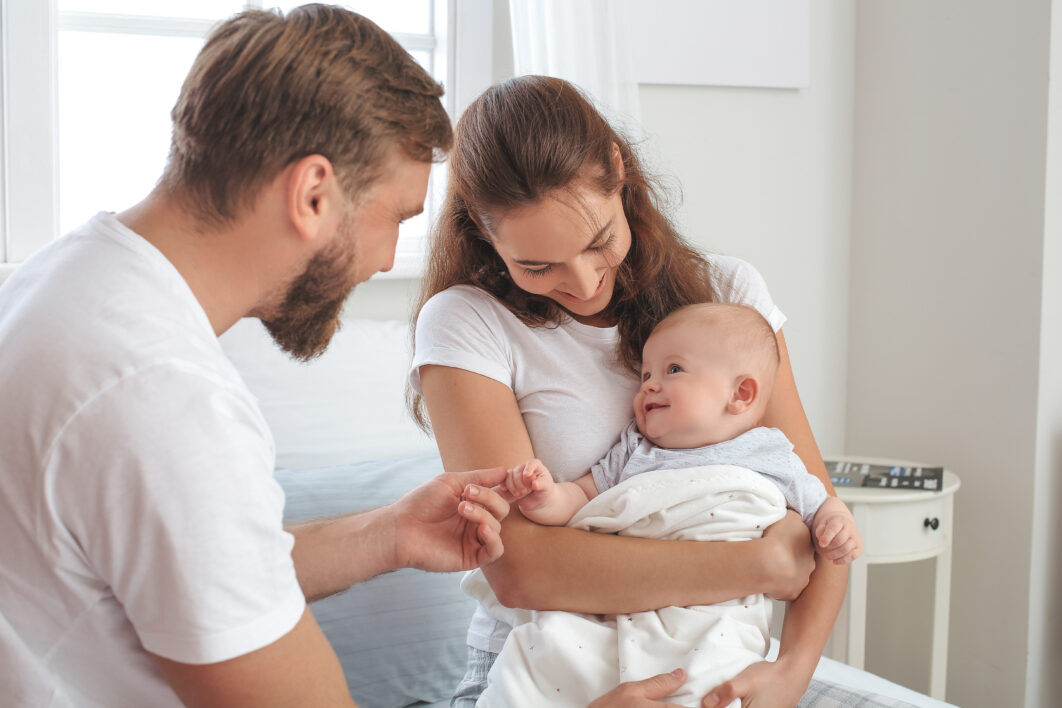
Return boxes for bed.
[219,316,958,708]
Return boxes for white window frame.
[0,0,492,280]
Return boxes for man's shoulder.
[0,273,249,470]
[1,215,229,401]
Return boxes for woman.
[410,76,856,707]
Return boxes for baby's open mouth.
[645,402,667,412]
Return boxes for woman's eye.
[588,233,617,253]
[668,364,682,374]
[523,265,554,278]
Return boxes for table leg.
[929,546,952,699]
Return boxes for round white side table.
[826,456,960,701]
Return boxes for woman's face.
[487,183,632,326]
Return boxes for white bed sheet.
[766,638,957,708]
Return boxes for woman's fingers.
[586,668,687,707]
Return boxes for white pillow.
[220,317,436,468]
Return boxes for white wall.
[606,0,856,455]
[849,1,1058,706]
[1027,2,1062,705]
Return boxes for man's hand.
[761,510,815,601]
[701,658,810,708]
[391,466,510,572]
[588,669,688,708]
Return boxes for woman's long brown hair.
[410,76,716,428]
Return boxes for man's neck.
[116,189,286,337]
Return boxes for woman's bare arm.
[419,364,813,614]
[702,330,848,707]
[756,330,848,683]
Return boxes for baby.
[501,302,862,564]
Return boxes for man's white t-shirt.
[410,254,786,653]
[0,213,306,707]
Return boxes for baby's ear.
[727,375,759,415]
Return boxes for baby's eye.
[641,372,651,382]
[667,364,682,374]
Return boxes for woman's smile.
[557,272,607,303]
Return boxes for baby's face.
[634,322,737,449]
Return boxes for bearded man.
[0,6,509,707]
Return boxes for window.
[0,0,491,278]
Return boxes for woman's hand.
[760,510,815,601]
[588,669,688,708]
[701,658,811,708]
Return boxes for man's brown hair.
[161,4,452,224]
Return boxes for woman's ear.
[287,154,338,242]
[726,375,759,415]
[467,209,488,239]
[611,142,626,180]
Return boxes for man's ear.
[726,375,759,415]
[287,154,339,242]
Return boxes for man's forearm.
[286,507,398,602]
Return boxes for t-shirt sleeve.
[751,428,828,527]
[589,421,639,492]
[709,255,787,332]
[791,472,830,528]
[49,366,305,665]
[409,286,514,394]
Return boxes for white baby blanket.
[471,465,788,708]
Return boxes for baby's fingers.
[826,537,862,564]
[816,516,843,547]
[522,462,550,492]
[503,466,532,496]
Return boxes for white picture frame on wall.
[630,0,809,89]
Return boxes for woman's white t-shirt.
[410,254,785,652]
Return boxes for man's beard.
[262,215,359,362]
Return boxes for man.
[0,6,508,706]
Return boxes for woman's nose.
[566,258,602,300]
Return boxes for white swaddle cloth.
[469,465,787,708]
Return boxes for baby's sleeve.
[749,427,828,527]
[590,421,640,492]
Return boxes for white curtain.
[508,0,642,127]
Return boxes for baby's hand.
[813,497,863,564]
[499,459,556,512]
